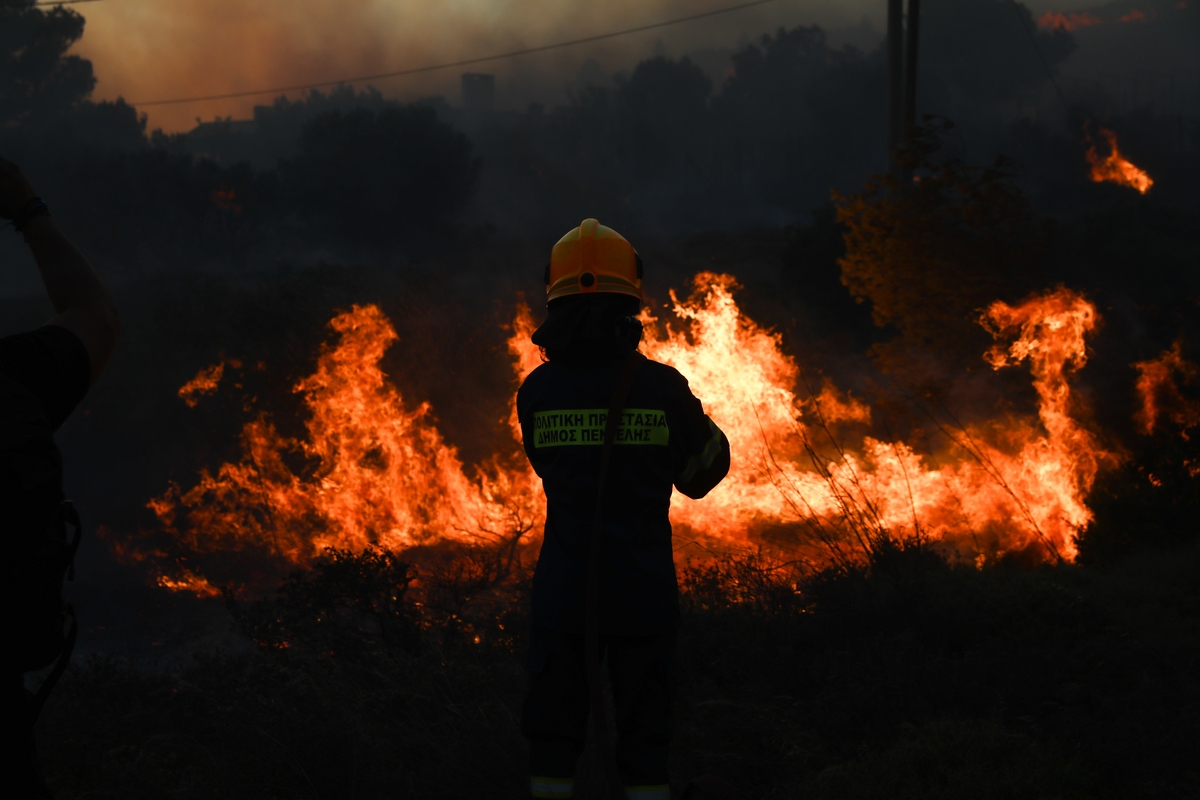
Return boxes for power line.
[1005,0,1071,117]
[132,0,782,107]
[32,0,105,6]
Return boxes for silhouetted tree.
[56,150,273,272]
[1,1,146,183]
[61,98,146,152]
[918,0,1076,119]
[617,56,711,179]
[835,119,1042,387]
[0,0,94,128]
[158,86,405,170]
[713,25,883,214]
[280,106,479,248]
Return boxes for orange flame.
[139,276,1118,594]
[507,300,544,439]
[179,361,238,407]
[1119,9,1150,22]
[1038,11,1102,30]
[148,304,543,582]
[1134,341,1200,436]
[156,571,222,598]
[810,381,872,426]
[641,276,1111,563]
[1086,128,1154,194]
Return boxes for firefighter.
[517,219,730,800]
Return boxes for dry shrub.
[227,540,534,657]
[680,550,806,617]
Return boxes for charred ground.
[33,540,1200,799]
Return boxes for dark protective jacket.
[517,350,730,635]
[1,326,90,673]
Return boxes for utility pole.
[902,0,921,185]
[886,0,904,180]
[886,0,921,185]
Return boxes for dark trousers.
[521,626,677,787]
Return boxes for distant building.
[461,73,495,113]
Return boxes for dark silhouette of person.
[517,219,730,799]
[2,155,119,798]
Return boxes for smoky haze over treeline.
[69,0,1195,132]
[2,0,1198,272]
[75,0,871,133]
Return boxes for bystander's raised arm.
[0,156,119,385]
[22,215,120,384]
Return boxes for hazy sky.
[71,0,1106,132]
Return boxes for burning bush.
[1086,126,1154,195]
[144,303,542,590]
[115,264,1138,600]
[647,274,1112,565]
[1079,339,1200,562]
[1134,340,1200,435]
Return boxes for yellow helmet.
[544,218,643,304]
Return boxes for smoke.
[73,0,882,132]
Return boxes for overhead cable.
[132,0,782,107]
[1005,0,1072,116]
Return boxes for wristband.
[12,197,50,233]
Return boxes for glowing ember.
[156,571,221,598]
[211,188,242,212]
[141,276,1117,594]
[1087,128,1154,194]
[1038,11,1102,30]
[1134,341,1200,436]
[179,360,235,407]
